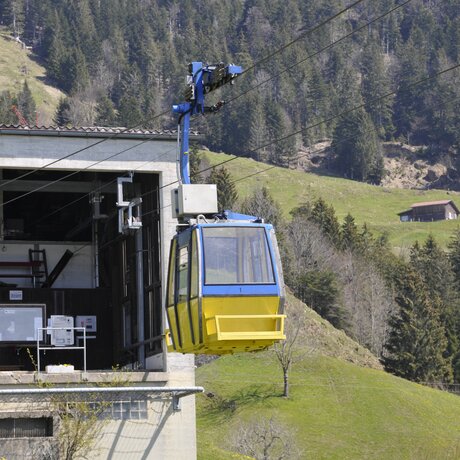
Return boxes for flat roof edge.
[0,126,202,141]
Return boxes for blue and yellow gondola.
[165,221,285,354]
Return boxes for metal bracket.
[172,392,181,411]
[90,192,108,220]
[116,174,134,207]
[116,174,142,234]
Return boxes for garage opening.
[0,169,163,371]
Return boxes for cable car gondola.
[165,62,285,354]
[165,213,285,354]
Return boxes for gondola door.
[165,229,200,352]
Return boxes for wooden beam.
[0,180,117,194]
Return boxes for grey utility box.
[172,184,218,218]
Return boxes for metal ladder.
[28,249,48,287]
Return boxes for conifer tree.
[304,66,330,144]
[310,198,341,247]
[357,223,375,256]
[384,265,452,383]
[332,108,383,183]
[248,95,268,161]
[264,100,296,166]
[208,167,238,212]
[410,235,454,301]
[327,46,362,118]
[117,96,143,129]
[393,35,429,143]
[15,81,36,124]
[54,98,71,126]
[448,228,460,380]
[66,48,90,94]
[0,0,25,37]
[340,213,359,251]
[45,10,68,87]
[448,228,460,290]
[294,269,348,330]
[188,145,202,185]
[410,235,459,375]
[0,90,16,125]
[95,95,117,127]
[360,38,394,139]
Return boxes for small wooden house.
[398,200,459,222]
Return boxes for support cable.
[138,62,460,207]
[67,60,460,258]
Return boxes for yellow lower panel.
[212,315,285,341]
[177,299,193,350]
[166,296,285,354]
[166,306,179,351]
[203,296,280,335]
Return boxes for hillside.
[196,295,460,460]
[298,141,455,191]
[200,150,460,249]
[0,32,63,124]
[1,1,459,177]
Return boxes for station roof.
[0,124,201,140]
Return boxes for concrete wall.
[0,395,196,460]
[0,133,177,174]
[0,367,198,460]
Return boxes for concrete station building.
[0,125,201,459]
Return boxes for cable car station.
[0,124,201,459]
[0,61,285,459]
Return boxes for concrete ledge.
[0,370,171,386]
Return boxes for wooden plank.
[0,261,40,267]
[0,274,36,278]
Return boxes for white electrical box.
[75,315,97,333]
[172,184,218,218]
[49,315,74,347]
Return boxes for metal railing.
[36,327,87,375]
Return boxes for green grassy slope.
[197,354,460,460]
[196,295,460,459]
[0,31,64,124]
[201,151,460,249]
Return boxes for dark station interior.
[0,169,163,372]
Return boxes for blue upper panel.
[196,223,282,297]
[202,283,280,297]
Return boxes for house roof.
[0,124,201,140]
[397,209,412,216]
[410,200,459,213]
[397,200,460,216]
[410,200,450,207]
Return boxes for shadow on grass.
[232,384,280,405]
[199,384,280,423]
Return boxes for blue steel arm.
[172,102,191,185]
[172,61,242,185]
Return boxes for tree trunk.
[283,368,289,398]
